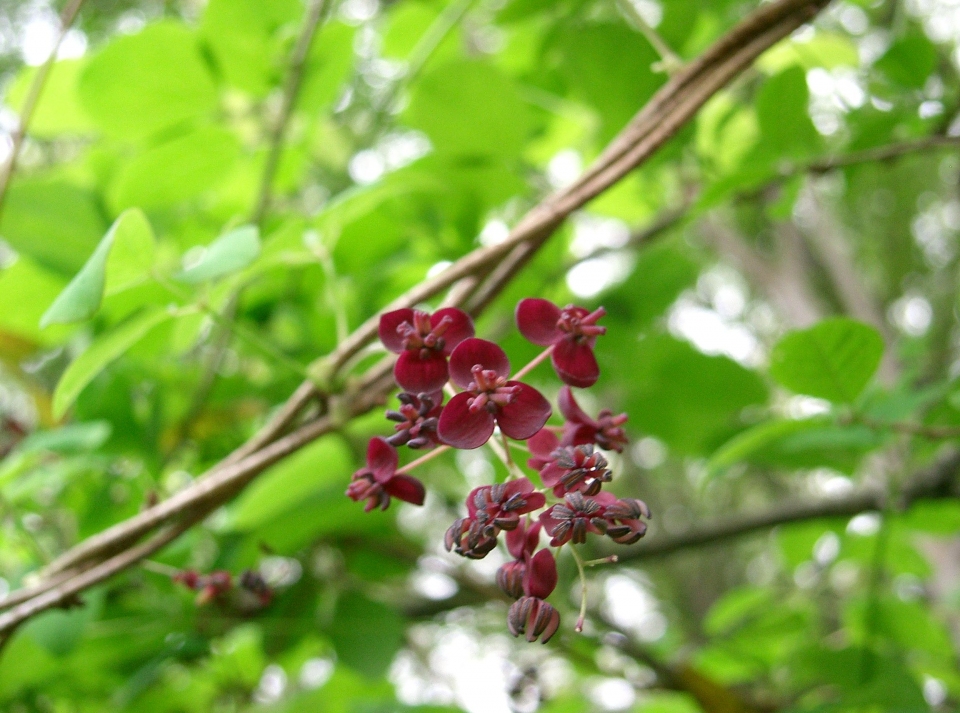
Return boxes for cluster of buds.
[346,298,650,644]
[172,568,273,608]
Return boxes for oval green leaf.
[52,307,173,418]
[769,318,884,403]
[176,225,261,284]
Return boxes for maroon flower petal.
[558,386,595,427]
[366,437,398,482]
[516,298,563,346]
[527,428,559,462]
[496,382,552,441]
[552,339,600,388]
[378,309,415,353]
[560,423,598,448]
[437,392,496,449]
[506,520,542,560]
[448,338,511,388]
[539,462,566,489]
[524,549,558,599]
[384,474,426,506]
[394,350,450,393]
[431,308,475,355]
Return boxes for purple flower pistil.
[466,366,521,413]
[557,306,607,341]
[398,310,454,355]
[386,392,441,449]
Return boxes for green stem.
[396,444,452,475]
[570,545,589,633]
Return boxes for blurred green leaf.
[329,595,404,678]
[53,307,173,418]
[79,21,217,139]
[176,225,261,284]
[769,318,884,403]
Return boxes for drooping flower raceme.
[437,338,552,449]
[346,437,426,512]
[558,386,628,453]
[379,307,475,393]
[516,298,606,388]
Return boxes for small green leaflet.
[769,318,884,403]
[39,208,156,327]
[176,225,261,284]
[52,307,172,418]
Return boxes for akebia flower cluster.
[347,299,650,644]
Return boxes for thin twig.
[252,0,333,226]
[0,0,86,225]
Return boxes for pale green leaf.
[769,318,884,403]
[39,234,113,328]
[52,308,173,418]
[104,208,156,295]
[176,225,261,284]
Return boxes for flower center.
[557,306,607,341]
[466,365,520,413]
[397,310,453,355]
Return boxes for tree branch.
[251,0,333,226]
[0,0,86,225]
[0,0,834,635]
[619,448,960,562]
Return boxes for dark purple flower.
[437,338,552,449]
[445,478,546,559]
[346,437,426,512]
[515,298,606,388]
[540,491,608,546]
[386,392,443,449]
[379,307,474,393]
[506,549,561,643]
[527,429,612,497]
[497,520,542,598]
[540,491,650,546]
[558,386,628,453]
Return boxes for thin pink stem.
[513,345,554,381]
[396,444,451,475]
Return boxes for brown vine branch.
[0,0,86,225]
[619,448,960,562]
[0,0,833,636]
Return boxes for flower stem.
[584,555,618,567]
[513,345,554,381]
[396,444,452,475]
[569,546,589,633]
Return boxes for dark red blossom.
[540,491,650,546]
[437,338,552,449]
[174,569,233,606]
[445,478,546,559]
[379,307,474,393]
[239,569,273,607]
[496,520,542,598]
[386,392,442,449]
[516,298,606,388]
[346,437,425,512]
[528,429,612,497]
[507,549,560,643]
[558,386,628,453]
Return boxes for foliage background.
[1,0,960,711]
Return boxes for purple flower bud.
[508,596,561,643]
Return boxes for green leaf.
[706,417,831,477]
[18,421,112,453]
[610,334,768,455]
[3,179,105,275]
[5,59,95,137]
[108,127,242,210]
[875,33,937,89]
[230,435,351,530]
[769,318,884,403]
[39,232,113,328]
[176,225,261,284]
[329,595,404,678]
[404,59,535,158]
[104,209,156,294]
[0,257,69,342]
[40,208,156,327]
[52,308,173,418]
[754,66,819,160]
[78,21,217,139]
